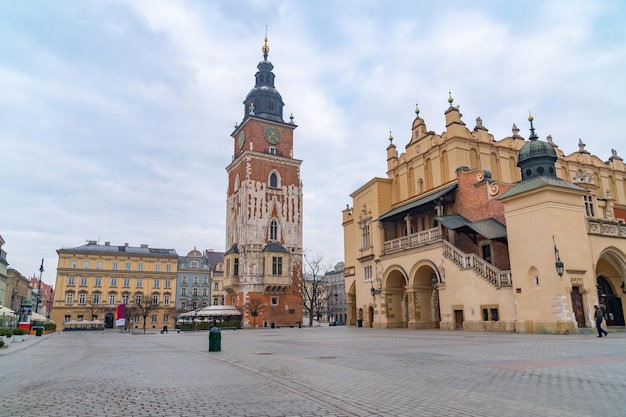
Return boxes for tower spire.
[262,26,269,61]
[528,111,538,141]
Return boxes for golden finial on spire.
[388,131,394,143]
[262,26,270,59]
[415,103,420,116]
[448,90,454,105]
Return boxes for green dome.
[516,116,558,180]
[517,140,557,164]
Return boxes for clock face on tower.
[264,126,281,144]
[238,131,245,149]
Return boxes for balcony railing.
[442,241,512,288]
[383,227,441,254]
[587,219,626,238]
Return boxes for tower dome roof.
[516,115,558,180]
[242,35,285,123]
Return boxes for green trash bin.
[35,326,44,336]
[208,326,221,352]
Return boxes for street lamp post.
[332,292,337,324]
[36,258,44,314]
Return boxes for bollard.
[208,326,221,352]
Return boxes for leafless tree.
[86,301,105,321]
[245,297,264,328]
[131,297,163,334]
[298,252,332,327]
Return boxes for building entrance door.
[570,287,585,329]
[105,313,114,328]
[454,310,464,330]
[597,276,625,326]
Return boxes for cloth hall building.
[342,99,626,334]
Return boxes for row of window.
[181,276,210,285]
[69,260,173,272]
[67,276,173,288]
[65,293,171,306]
[180,287,209,296]
[225,256,283,276]
[65,315,171,323]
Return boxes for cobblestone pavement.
[1,327,625,416]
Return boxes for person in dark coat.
[594,305,608,337]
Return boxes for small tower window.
[269,171,280,188]
[269,100,275,111]
[269,219,279,241]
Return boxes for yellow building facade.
[51,241,178,331]
[343,100,626,334]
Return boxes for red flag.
[115,304,126,327]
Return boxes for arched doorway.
[381,268,407,328]
[597,276,625,326]
[407,263,439,329]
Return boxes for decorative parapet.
[587,219,626,238]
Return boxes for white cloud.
[2,0,626,283]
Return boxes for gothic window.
[234,174,239,192]
[234,258,239,276]
[269,171,280,188]
[269,219,279,241]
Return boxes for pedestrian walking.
[594,305,608,337]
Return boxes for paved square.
[1,327,624,416]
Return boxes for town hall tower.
[223,37,303,327]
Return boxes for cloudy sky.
[2,0,625,285]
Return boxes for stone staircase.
[442,240,512,288]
